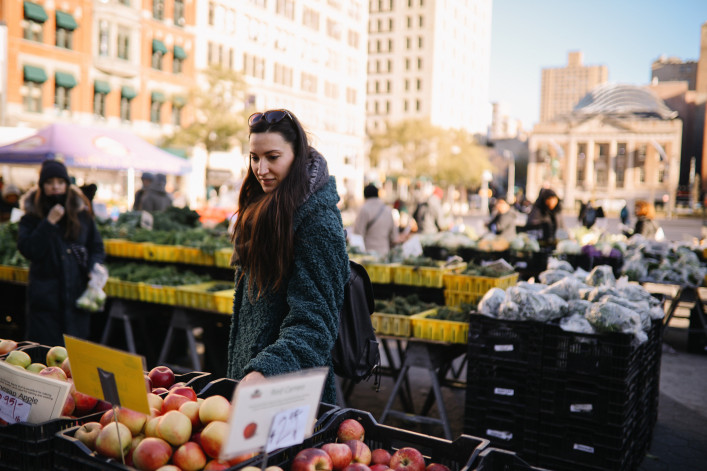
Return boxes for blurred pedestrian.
[80,183,98,213]
[353,184,396,257]
[631,200,663,240]
[17,160,105,346]
[526,188,563,245]
[413,185,448,233]
[137,173,173,212]
[578,199,604,229]
[133,172,154,210]
[0,184,21,223]
[620,203,630,226]
[487,197,517,240]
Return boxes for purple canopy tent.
[0,123,190,175]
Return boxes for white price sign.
[265,405,310,453]
[0,391,31,423]
[220,367,328,460]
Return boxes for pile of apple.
[2,345,110,420]
[74,365,257,471]
[286,418,451,471]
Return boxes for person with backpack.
[578,199,603,229]
[227,109,349,404]
[353,183,397,257]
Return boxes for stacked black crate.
[534,323,648,471]
[634,318,663,460]
[464,315,544,463]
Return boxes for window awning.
[55,11,78,30]
[121,86,137,99]
[172,96,186,107]
[23,1,48,23]
[23,65,48,84]
[55,71,77,89]
[151,91,166,103]
[173,45,187,60]
[152,39,168,55]
[94,80,111,94]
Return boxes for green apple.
[5,350,31,369]
[46,346,68,368]
[26,362,47,373]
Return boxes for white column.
[608,140,618,195]
[565,139,577,209]
[585,139,595,188]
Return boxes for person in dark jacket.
[227,109,349,404]
[17,160,105,346]
[526,188,564,245]
[0,184,21,223]
[137,173,173,212]
[487,197,517,240]
[133,172,154,210]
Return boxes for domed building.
[527,83,682,213]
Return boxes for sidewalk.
[343,324,707,471]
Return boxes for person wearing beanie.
[353,183,397,256]
[17,159,105,346]
[133,172,155,210]
[135,173,173,212]
[0,183,21,223]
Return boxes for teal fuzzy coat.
[226,172,349,404]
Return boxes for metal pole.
[504,150,515,202]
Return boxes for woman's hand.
[47,204,65,225]
[239,371,265,387]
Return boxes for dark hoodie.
[17,186,105,346]
[138,173,172,212]
[526,188,563,243]
[227,150,349,404]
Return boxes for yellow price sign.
[64,335,150,414]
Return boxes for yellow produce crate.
[371,308,436,337]
[175,281,232,311]
[13,267,29,283]
[411,308,469,344]
[214,290,234,314]
[444,290,482,307]
[105,278,141,300]
[180,247,216,266]
[214,248,233,268]
[443,272,518,296]
[143,243,181,263]
[0,265,14,281]
[393,262,466,288]
[104,239,145,259]
[139,283,177,305]
[361,263,398,284]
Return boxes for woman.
[632,200,662,240]
[227,109,349,404]
[526,188,563,245]
[353,183,396,257]
[17,160,105,346]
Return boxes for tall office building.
[194,1,369,201]
[540,51,608,123]
[652,55,698,90]
[366,0,492,135]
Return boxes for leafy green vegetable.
[106,262,210,285]
[374,294,438,315]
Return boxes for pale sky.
[489,0,707,128]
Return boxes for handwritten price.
[0,392,31,423]
[265,405,310,453]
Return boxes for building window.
[576,144,586,183]
[419,15,424,27]
[276,0,295,20]
[93,81,110,117]
[406,37,411,49]
[404,99,409,111]
[54,72,77,112]
[327,18,341,40]
[418,36,423,48]
[208,2,215,25]
[301,72,317,93]
[388,39,393,52]
[173,46,187,73]
[23,1,47,42]
[405,78,410,90]
[98,20,110,56]
[405,58,410,70]
[416,78,421,90]
[658,167,665,183]
[348,30,359,48]
[120,86,136,121]
[303,7,319,30]
[174,0,185,26]
[417,57,422,69]
[22,65,47,113]
[117,28,130,60]
[637,144,647,184]
[616,143,626,188]
[152,0,165,20]
[346,87,356,105]
[150,92,165,123]
[55,11,77,49]
[407,16,412,28]
[387,59,392,72]
[171,100,184,126]
[152,39,167,69]
[416,99,421,111]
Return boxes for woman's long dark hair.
[231,111,311,297]
[34,186,89,241]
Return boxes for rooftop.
[573,83,678,119]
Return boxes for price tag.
[0,391,31,423]
[220,367,328,460]
[64,335,150,414]
[265,405,310,453]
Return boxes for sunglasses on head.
[248,109,293,127]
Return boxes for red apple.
[338,419,365,442]
[144,416,161,438]
[204,461,231,470]
[156,410,192,446]
[144,374,153,393]
[199,394,231,425]
[62,393,75,416]
[179,400,202,429]
[292,448,334,471]
[148,366,175,389]
[116,407,148,436]
[170,385,198,402]
[346,440,372,465]
[38,366,68,382]
[46,345,68,367]
[100,408,115,427]
[389,448,425,471]
[152,387,170,395]
[322,442,353,470]
[0,339,17,354]
[61,357,72,378]
[170,381,187,390]
[155,466,181,471]
[343,465,372,471]
[228,452,258,465]
[95,399,113,412]
[172,441,208,471]
[126,435,144,467]
[132,437,173,470]
[75,422,102,450]
[95,421,132,460]
[147,392,164,411]
[162,391,194,413]
[5,350,31,368]
[370,465,390,471]
[371,449,392,466]
[200,420,228,459]
[72,389,98,415]
[425,464,450,471]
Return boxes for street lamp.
[503,150,515,203]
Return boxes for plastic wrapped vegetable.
[498,287,567,322]
[585,299,647,343]
[76,263,109,312]
[516,281,547,292]
[560,313,595,334]
[584,286,621,302]
[620,254,648,281]
[556,239,581,254]
[478,287,505,317]
[567,299,592,317]
[540,276,586,301]
[585,265,616,287]
[539,269,572,286]
[547,258,575,273]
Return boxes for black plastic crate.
[423,245,454,261]
[467,362,541,410]
[468,316,544,370]
[257,408,489,471]
[471,447,554,471]
[542,323,645,380]
[464,403,539,456]
[458,247,511,265]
